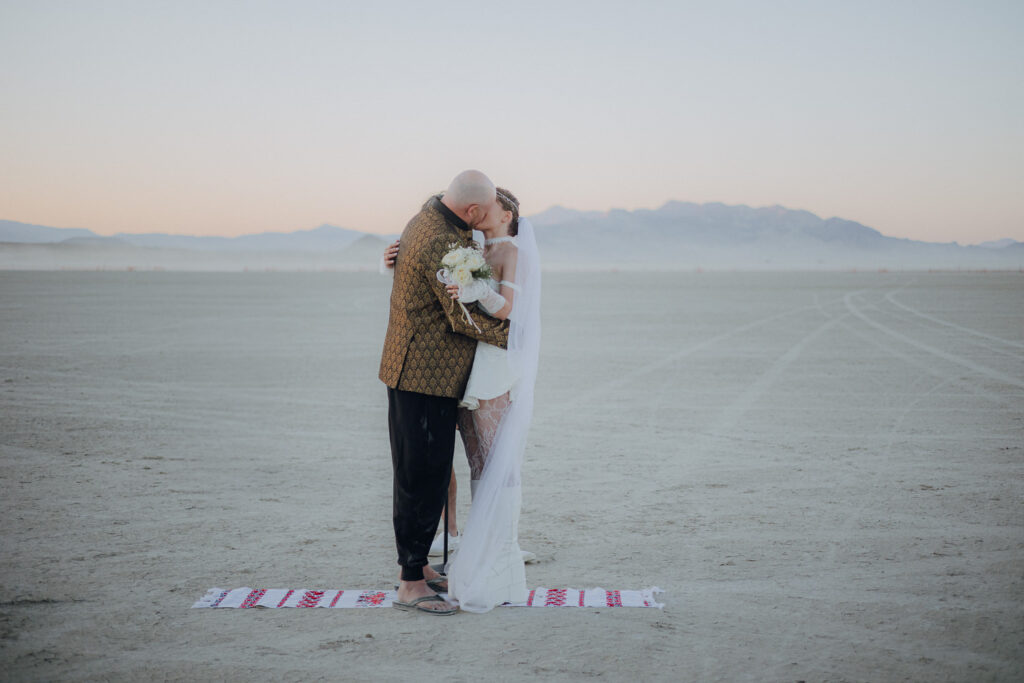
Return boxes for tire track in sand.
[843,291,1024,390]
[640,292,859,485]
[870,296,1024,363]
[568,290,861,413]
[861,288,1024,365]
[696,303,851,439]
[815,291,1012,407]
[884,289,1024,352]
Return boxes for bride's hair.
[495,187,520,236]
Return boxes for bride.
[442,187,540,612]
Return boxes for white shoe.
[521,550,537,564]
[428,532,460,557]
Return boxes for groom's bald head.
[442,170,496,228]
[446,170,495,207]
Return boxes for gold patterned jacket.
[379,196,510,398]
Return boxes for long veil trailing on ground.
[448,217,541,613]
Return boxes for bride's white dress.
[457,483,528,606]
[448,223,540,613]
[453,277,528,607]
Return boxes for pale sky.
[1,0,1021,243]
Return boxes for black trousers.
[387,387,458,581]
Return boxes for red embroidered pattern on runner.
[605,590,622,607]
[276,590,295,608]
[240,589,267,608]
[209,590,230,608]
[544,589,568,606]
[297,591,325,608]
[357,591,387,607]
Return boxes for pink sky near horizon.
[1,1,1021,244]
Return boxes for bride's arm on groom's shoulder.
[419,236,509,348]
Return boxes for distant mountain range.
[0,220,373,251]
[528,202,1024,269]
[2,203,1022,271]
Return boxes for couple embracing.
[379,170,541,615]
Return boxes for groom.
[379,170,510,614]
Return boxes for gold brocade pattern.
[379,198,510,398]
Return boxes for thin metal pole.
[443,496,449,566]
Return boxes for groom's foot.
[395,579,453,613]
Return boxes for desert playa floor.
[1,270,1022,681]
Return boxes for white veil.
[448,217,541,613]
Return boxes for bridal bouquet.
[437,243,492,331]
[439,243,492,286]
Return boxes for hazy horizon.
[2,1,1022,243]
[1,197,1018,247]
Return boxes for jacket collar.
[432,195,472,237]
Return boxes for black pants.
[387,387,458,581]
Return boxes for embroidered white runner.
[192,587,664,609]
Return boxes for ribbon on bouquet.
[437,269,482,333]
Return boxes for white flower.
[466,251,486,270]
[441,251,459,268]
[454,266,473,287]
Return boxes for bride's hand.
[382,240,400,268]
[446,284,461,300]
